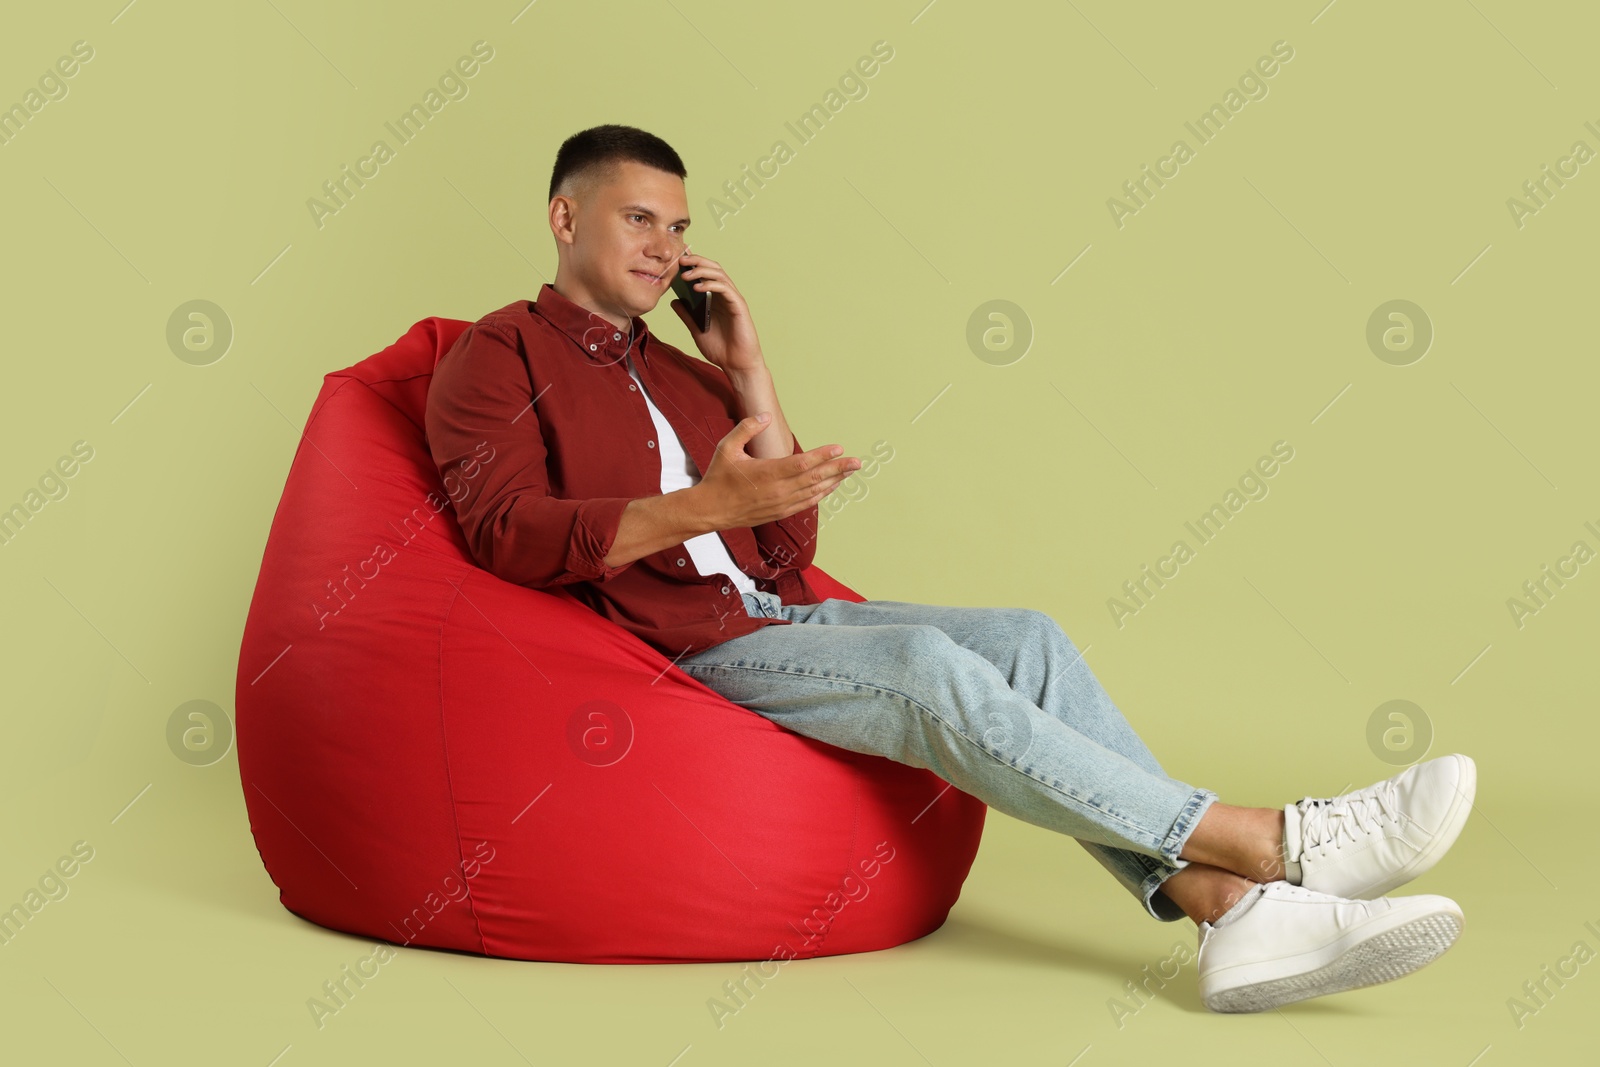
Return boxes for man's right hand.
[694,415,860,531]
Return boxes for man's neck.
[551,278,631,333]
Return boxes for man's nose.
[649,232,685,259]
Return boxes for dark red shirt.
[424,283,821,659]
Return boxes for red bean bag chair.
[234,315,987,963]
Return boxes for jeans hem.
[1135,786,1218,922]
[1138,868,1191,923]
[1157,787,1218,865]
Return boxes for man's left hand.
[671,250,766,375]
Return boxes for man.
[424,124,1477,1013]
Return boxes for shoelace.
[1298,777,1403,855]
[1200,883,1345,948]
[1271,882,1357,905]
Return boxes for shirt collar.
[533,282,653,366]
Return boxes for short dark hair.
[547,124,687,204]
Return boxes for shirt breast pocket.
[700,413,739,439]
[697,414,739,465]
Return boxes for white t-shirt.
[626,351,758,596]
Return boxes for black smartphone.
[670,263,712,333]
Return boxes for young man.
[424,124,1478,1013]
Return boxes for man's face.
[555,159,690,322]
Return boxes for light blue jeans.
[676,590,1219,922]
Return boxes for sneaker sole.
[1348,754,1477,899]
[1201,907,1463,1013]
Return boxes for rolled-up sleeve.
[425,323,637,589]
[751,429,819,573]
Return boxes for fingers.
[681,251,720,272]
[797,447,861,483]
[802,466,856,508]
[799,443,856,468]
[730,444,858,517]
[805,478,846,509]
[766,460,852,516]
[682,260,732,300]
[680,254,730,294]
[715,413,767,442]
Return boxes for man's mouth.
[630,269,662,285]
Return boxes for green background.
[2,0,1594,1063]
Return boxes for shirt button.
[647,440,655,449]
[720,585,730,595]
[676,558,686,567]
[628,383,637,391]
[613,332,621,340]
[588,343,597,351]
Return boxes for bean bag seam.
[339,369,438,435]
[434,573,492,957]
[300,375,360,456]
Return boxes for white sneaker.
[1284,753,1476,900]
[1197,881,1464,1013]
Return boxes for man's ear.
[547,195,578,244]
